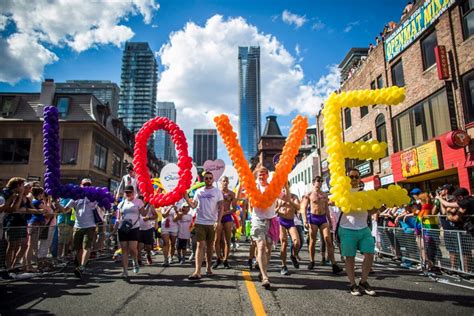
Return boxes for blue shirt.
[29,199,45,225]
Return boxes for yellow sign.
[417,141,441,174]
[401,149,419,178]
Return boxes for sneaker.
[290,256,299,269]
[121,271,129,279]
[133,265,140,273]
[188,253,194,261]
[350,284,362,296]
[359,281,376,296]
[247,259,253,270]
[223,260,231,269]
[212,258,222,269]
[74,267,83,280]
[332,264,343,274]
[262,279,271,289]
[307,261,315,270]
[280,266,289,275]
[169,257,175,264]
[320,258,327,266]
[162,258,170,267]
[180,258,185,265]
[146,255,153,265]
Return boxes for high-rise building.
[155,101,177,162]
[55,80,120,117]
[193,129,217,167]
[238,46,261,160]
[118,42,158,139]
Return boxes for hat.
[410,188,421,195]
[124,185,134,192]
[81,178,92,184]
[181,202,190,208]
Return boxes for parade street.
[1,242,472,316]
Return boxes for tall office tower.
[118,42,158,140]
[55,80,120,117]
[193,129,217,167]
[155,102,177,162]
[238,46,261,160]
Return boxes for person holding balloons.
[213,176,236,269]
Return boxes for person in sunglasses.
[337,168,376,296]
[184,171,224,280]
[301,176,342,274]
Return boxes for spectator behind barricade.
[57,198,75,258]
[410,188,422,210]
[25,187,49,272]
[116,165,139,200]
[38,195,61,270]
[4,181,31,271]
[439,188,474,235]
[417,193,440,272]
[1,177,25,248]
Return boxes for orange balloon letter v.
[214,114,308,209]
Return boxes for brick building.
[317,0,474,193]
[0,79,163,191]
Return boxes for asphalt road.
[1,242,473,315]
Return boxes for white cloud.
[312,19,325,31]
[0,0,160,83]
[295,44,301,56]
[344,21,360,33]
[157,15,339,154]
[281,10,307,29]
[0,15,8,31]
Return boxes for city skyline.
[193,129,218,167]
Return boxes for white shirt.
[117,174,139,197]
[339,188,369,230]
[194,187,224,225]
[177,213,193,239]
[139,204,155,231]
[252,183,277,220]
[66,197,98,229]
[161,208,179,232]
[118,198,144,229]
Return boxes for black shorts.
[139,228,155,245]
[118,227,139,242]
[5,227,27,241]
[177,238,188,250]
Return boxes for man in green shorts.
[337,168,376,296]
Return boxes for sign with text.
[385,0,455,62]
[400,140,442,178]
[435,45,450,80]
[401,148,419,178]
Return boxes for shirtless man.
[213,176,236,269]
[275,183,301,275]
[301,176,342,274]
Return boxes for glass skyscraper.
[193,129,217,167]
[155,102,177,162]
[238,46,261,160]
[118,42,158,137]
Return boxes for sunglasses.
[314,179,323,183]
[349,175,360,179]
[204,177,213,180]
[82,183,91,187]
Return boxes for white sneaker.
[133,266,140,273]
[170,257,175,264]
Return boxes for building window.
[344,108,352,129]
[320,130,324,148]
[370,81,376,90]
[61,139,79,165]
[393,89,451,151]
[94,143,108,171]
[360,106,369,118]
[463,70,474,122]
[376,75,384,88]
[391,59,405,87]
[0,139,31,164]
[461,0,474,39]
[421,30,438,70]
[375,114,388,157]
[112,152,122,177]
[56,97,70,118]
[1,97,15,117]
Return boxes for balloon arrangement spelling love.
[43,106,115,208]
[214,114,308,209]
[133,117,193,207]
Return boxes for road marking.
[242,271,267,316]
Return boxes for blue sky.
[0,0,408,162]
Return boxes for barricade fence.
[376,215,473,276]
[0,219,117,274]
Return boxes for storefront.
[391,131,472,193]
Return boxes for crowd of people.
[0,164,473,296]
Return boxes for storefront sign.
[385,0,455,62]
[401,149,419,177]
[446,130,471,149]
[356,161,372,177]
[380,174,395,186]
[400,140,442,178]
[434,45,450,80]
[382,160,391,171]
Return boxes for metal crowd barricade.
[376,215,473,276]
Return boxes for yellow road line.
[242,271,267,316]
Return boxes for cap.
[81,178,92,184]
[124,185,134,192]
[410,188,421,195]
